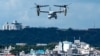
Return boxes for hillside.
[0,27,100,46]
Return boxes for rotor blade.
[54,3,72,7]
[54,5,63,7]
[39,5,49,7]
[54,5,67,7]
[34,3,49,7]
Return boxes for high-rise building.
[2,20,23,30]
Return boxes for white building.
[53,41,72,53]
[2,22,10,30]
[53,39,96,55]
[2,20,23,30]
[0,45,15,56]
[63,41,72,52]
[16,43,27,46]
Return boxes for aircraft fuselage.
[48,11,57,19]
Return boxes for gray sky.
[0,0,100,29]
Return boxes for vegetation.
[10,43,57,54]
[0,27,100,47]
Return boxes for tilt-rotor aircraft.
[34,3,67,19]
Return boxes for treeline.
[10,43,56,54]
[0,27,100,46]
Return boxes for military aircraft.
[34,3,69,19]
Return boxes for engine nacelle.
[63,8,67,16]
[37,8,40,16]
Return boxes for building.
[2,20,23,30]
[16,43,27,46]
[0,45,15,56]
[36,43,47,46]
[53,39,97,56]
[53,41,72,53]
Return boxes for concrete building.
[53,41,72,53]
[2,22,10,30]
[53,39,97,56]
[16,43,27,46]
[0,45,15,56]
[2,20,23,30]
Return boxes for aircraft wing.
[40,11,49,13]
[55,11,64,13]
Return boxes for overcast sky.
[0,0,100,29]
